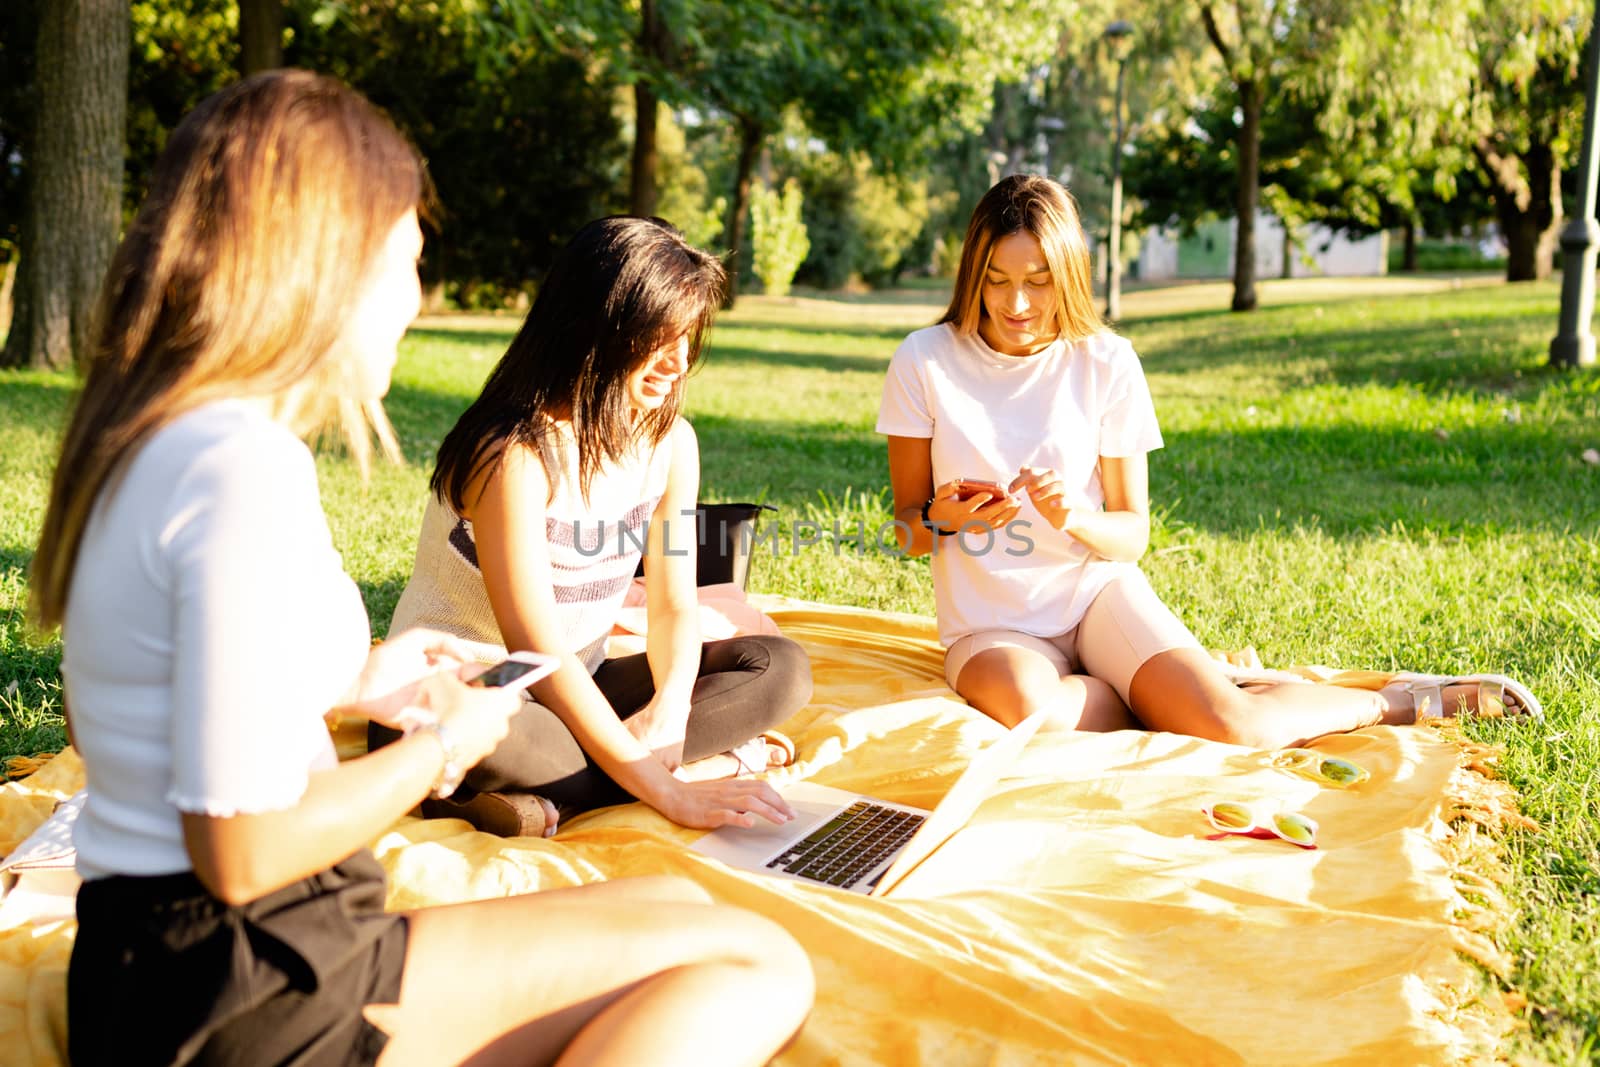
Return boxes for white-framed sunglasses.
[1202,800,1319,849]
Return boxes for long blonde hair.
[31,70,423,627]
[940,174,1105,343]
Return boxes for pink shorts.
[943,570,1203,704]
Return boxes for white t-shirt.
[876,323,1163,646]
[63,400,369,880]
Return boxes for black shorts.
[68,850,408,1067]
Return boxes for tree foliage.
[750,178,810,297]
[286,0,626,302]
[1148,0,1478,309]
[0,0,38,270]
[1466,0,1592,280]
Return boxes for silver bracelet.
[408,719,465,799]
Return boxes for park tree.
[1126,80,1480,275]
[1467,0,1593,281]
[1168,0,1476,311]
[0,0,37,326]
[288,0,625,303]
[0,0,128,370]
[750,179,810,296]
[238,0,284,75]
[126,1,237,210]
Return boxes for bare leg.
[1127,648,1509,750]
[369,875,814,1067]
[955,646,1137,731]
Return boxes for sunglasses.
[1271,748,1370,789]
[1202,801,1319,849]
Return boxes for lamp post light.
[1104,19,1135,322]
[1550,0,1600,368]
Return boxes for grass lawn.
[3,274,1598,1061]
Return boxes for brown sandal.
[421,790,559,838]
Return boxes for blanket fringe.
[1427,719,1536,1060]
[1,751,55,781]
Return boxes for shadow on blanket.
[0,598,1527,1066]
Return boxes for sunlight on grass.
[2,277,1598,1060]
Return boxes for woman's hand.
[341,628,478,730]
[412,668,523,771]
[625,693,690,772]
[924,479,1022,534]
[1010,466,1073,532]
[660,776,796,830]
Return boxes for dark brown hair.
[431,215,727,510]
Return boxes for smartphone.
[951,478,1010,501]
[467,650,560,691]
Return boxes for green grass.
[3,276,1599,1061]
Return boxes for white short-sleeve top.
[876,324,1164,646]
[62,400,370,880]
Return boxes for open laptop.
[692,712,1044,897]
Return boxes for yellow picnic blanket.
[0,599,1520,1065]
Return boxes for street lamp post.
[1104,19,1135,322]
[1550,0,1600,368]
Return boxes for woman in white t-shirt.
[878,175,1517,746]
[31,71,811,1067]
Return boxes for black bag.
[636,502,777,589]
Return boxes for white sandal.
[727,731,797,776]
[1389,671,1544,722]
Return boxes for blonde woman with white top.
[33,70,811,1067]
[878,174,1527,745]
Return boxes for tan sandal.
[422,790,560,838]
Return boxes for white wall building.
[1135,211,1387,282]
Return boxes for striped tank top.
[390,424,673,672]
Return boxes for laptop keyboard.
[766,801,927,888]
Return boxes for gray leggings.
[370,634,812,814]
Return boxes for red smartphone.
[951,478,1009,501]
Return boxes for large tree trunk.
[629,0,662,216]
[238,0,284,75]
[721,116,763,308]
[629,83,660,216]
[1477,140,1560,282]
[1230,79,1263,312]
[0,0,128,371]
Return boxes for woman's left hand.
[1011,466,1073,532]
[625,693,690,772]
[341,628,478,730]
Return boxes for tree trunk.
[1229,78,1263,312]
[630,82,660,217]
[238,0,284,76]
[1401,219,1418,272]
[721,117,763,308]
[0,0,128,371]
[1478,140,1561,282]
[0,257,15,338]
[629,0,662,217]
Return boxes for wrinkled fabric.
[0,599,1507,1066]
